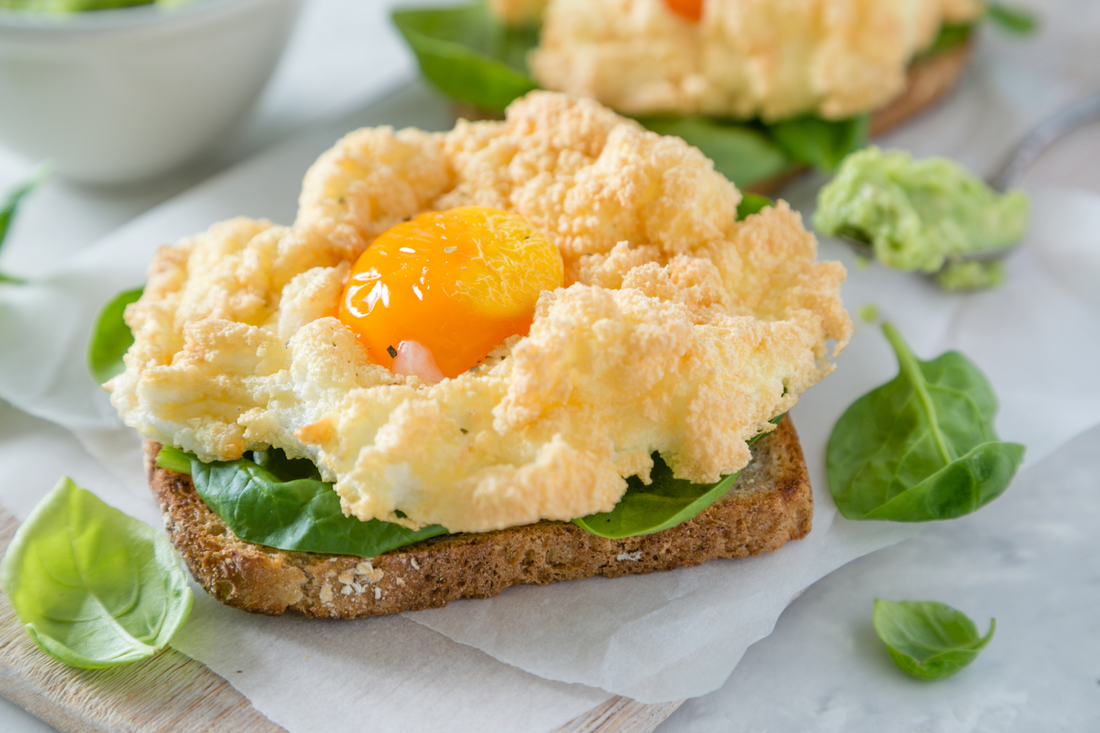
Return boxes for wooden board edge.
[0,506,287,733]
[554,696,685,733]
[0,505,671,733]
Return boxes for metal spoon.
[839,91,1100,266]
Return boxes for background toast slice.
[454,40,975,196]
[146,416,812,619]
[744,40,974,194]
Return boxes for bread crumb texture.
[530,0,982,120]
[111,92,850,533]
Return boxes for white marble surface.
[2,0,1099,730]
[0,698,56,733]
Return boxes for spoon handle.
[990,91,1100,191]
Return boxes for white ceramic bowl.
[0,0,302,184]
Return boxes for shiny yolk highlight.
[338,206,564,379]
[664,0,703,21]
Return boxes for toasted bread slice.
[146,417,811,619]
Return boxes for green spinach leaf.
[158,414,785,548]
[737,193,773,220]
[574,415,784,538]
[638,117,791,188]
[88,286,144,387]
[873,599,995,680]
[917,23,974,60]
[984,2,1039,35]
[158,446,448,557]
[828,323,1024,521]
[392,4,538,112]
[572,454,741,539]
[154,445,193,476]
[0,477,192,669]
[0,168,49,285]
[767,114,869,172]
[0,172,41,251]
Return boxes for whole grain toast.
[146,416,812,619]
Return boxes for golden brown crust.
[146,418,811,619]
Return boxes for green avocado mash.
[814,147,1029,289]
[936,260,1007,292]
[0,0,186,12]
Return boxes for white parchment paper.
[0,402,612,733]
[661,424,1100,732]
[0,0,1098,721]
[404,191,1100,702]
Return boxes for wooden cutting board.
[0,508,683,733]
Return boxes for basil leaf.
[827,323,1024,521]
[392,4,538,112]
[984,2,1039,35]
[574,415,784,538]
[164,447,448,557]
[638,117,791,188]
[737,193,773,220]
[87,286,144,387]
[873,599,995,680]
[767,114,869,172]
[0,477,192,669]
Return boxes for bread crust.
[146,417,812,619]
[867,40,973,138]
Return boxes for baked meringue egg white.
[109,92,851,535]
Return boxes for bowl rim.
[0,0,270,33]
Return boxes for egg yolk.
[664,0,703,21]
[338,206,564,379]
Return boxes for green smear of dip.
[0,0,189,11]
[814,147,1029,290]
[936,260,1006,292]
[858,303,880,323]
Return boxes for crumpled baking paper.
[1,0,1099,722]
